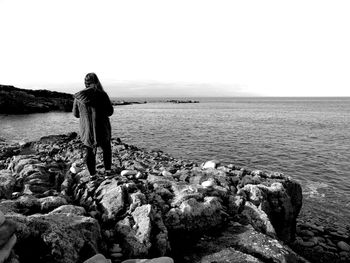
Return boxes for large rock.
[238,181,302,243]
[7,213,102,263]
[186,223,309,263]
[165,196,223,233]
[0,220,17,247]
[0,234,17,263]
[116,205,153,258]
[0,170,15,199]
[96,180,125,222]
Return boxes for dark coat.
[73,87,114,148]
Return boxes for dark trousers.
[85,141,112,175]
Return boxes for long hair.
[84,72,104,91]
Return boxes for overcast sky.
[1,0,350,97]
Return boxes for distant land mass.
[0,85,74,114]
[0,85,202,114]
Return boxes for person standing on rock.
[73,73,114,178]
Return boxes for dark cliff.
[0,85,73,114]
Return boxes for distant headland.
[0,85,201,114]
[0,85,73,114]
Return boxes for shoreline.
[0,133,349,262]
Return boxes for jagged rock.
[241,201,276,238]
[0,170,15,199]
[238,182,302,243]
[7,213,102,263]
[48,204,86,216]
[165,197,223,233]
[116,205,153,258]
[96,181,125,221]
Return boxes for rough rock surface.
[0,85,73,114]
[0,132,316,262]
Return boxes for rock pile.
[0,132,339,262]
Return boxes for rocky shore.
[0,133,348,262]
[0,85,73,114]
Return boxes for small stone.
[202,160,220,169]
[201,180,215,188]
[110,244,122,253]
[121,170,137,176]
[161,171,172,177]
[135,172,144,179]
[337,241,350,252]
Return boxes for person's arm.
[73,99,80,118]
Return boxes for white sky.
[1,0,350,97]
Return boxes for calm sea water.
[1,97,349,219]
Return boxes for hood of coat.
[74,87,103,106]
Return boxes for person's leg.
[85,146,96,175]
[101,141,112,171]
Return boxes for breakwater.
[0,133,349,262]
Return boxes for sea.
[1,97,349,222]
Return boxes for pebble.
[201,180,215,188]
[135,172,144,179]
[202,160,220,169]
[70,163,81,174]
[161,171,172,177]
[121,170,137,176]
[337,241,350,252]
